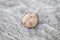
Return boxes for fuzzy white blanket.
[0,0,60,40]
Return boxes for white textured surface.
[0,0,60,40]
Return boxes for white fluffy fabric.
[0,0,60,40]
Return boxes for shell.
[22,12,38,28]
